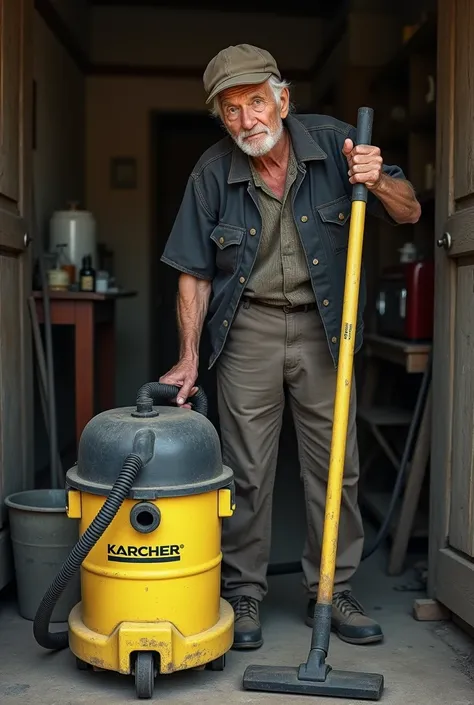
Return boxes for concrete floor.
[0,549,473,705]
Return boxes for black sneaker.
[306,591,383,645]
[228,596,263,650]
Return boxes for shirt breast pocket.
[316,196,351,254]
[210,223,245,274]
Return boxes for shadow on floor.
[0,544,473,705]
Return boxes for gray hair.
[211,75,292,120]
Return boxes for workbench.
[33,290,136,446]
[357,333,432,575]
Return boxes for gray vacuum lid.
[66,406,233,499]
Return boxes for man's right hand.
[159,358,198,407]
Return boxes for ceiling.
[89,0,348,19]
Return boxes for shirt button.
[219,236,225,244]
[331,336,337,343]
[239,276,246,284]
[223,320,229,327]
[323,299,329,306]
[301,215,308,222]
[313,258,319,265]
[249,228,257,235]
[338,213,345,221]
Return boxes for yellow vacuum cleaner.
[243,106,385,701]
[33,383,235,699]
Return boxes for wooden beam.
[35,0,89,72]
[88,63,311,82]
[89,0,343,18]
[309,15,348,75]
[35,0,314,81]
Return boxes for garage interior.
[1,0,474,703]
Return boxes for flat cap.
[203,44,281,104]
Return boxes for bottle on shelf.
[47,248,69,291]
[79,254,96,292]
[56,243,75,285]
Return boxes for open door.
[0,0,33,589]
[429,0,474,628]
[152,112,224,430]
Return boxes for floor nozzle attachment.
[298,602,332,681]
[243,596,384,700]
[298,648,331,682]
[243,664,384,700]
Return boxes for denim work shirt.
[160,113,405,369]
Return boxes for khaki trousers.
[216,299,364,602]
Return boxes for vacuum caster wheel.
[135,652,155,700]
[75,657,91,671]
[206,654,226,672]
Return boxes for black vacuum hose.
[136,381,208,417]
[33,452,145,651]
[33,384,208,652]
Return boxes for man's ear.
[280,87,290,119]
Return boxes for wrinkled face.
[218,80,289,157]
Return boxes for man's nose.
[241,106,257,131]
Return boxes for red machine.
[375,260,435,341]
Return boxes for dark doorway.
[150,111,224,429]
[149,110,307,568]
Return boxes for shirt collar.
[227,113,327,185]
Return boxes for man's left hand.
[343,139,383,190]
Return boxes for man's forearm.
[177,273,211,361]
[370,173,421,225]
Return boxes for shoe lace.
[231,596,259,622]
[333,591,366,618]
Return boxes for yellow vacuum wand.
[318,129,370,607]
[243,106,384,701]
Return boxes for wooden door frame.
[428,0,453,600]
[0,0,34,590]
[429,0,474,623]
[20,0,34,493]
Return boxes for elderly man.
[160,44,421,651]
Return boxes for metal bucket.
[5,489,80,622]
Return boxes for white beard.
[233,119,284,157]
